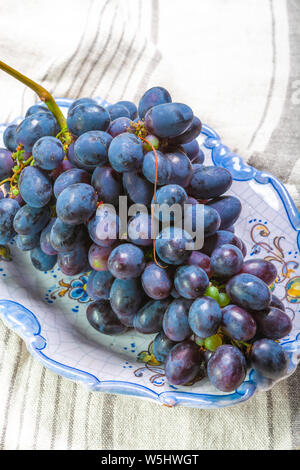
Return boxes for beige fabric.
[0,0,299,450]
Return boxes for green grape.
[195,336,205,346]
[204,334,223,351]
[204,285,220,302]
[143,135,159,152]
[218,292,230,307]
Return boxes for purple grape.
[128,213,152,246]
[221,304,257,341]
[163,299,192,341]
[32,136,65,171]
[110,278,142,327]
[254,307,292,340]
[207,196,242,230]
[116,100,137,120]
[54,168,91,198]
[134,299,170,334]
[108,133,144,173]
[19,166,52,208]
[141,262,172,300]
[241,259,277,286]
[0,198,20,243]
[138,86,172,119]
[106,103,130,120]
[107,117,131,138]
[207,345,247,392]
[86,300,128,335]
[166,150,193,188]
[201,230,243,256]
[3,125,18,152]
[155,227,194,265]
[188,166,232,199]
[50,218,85,253]
[86,270,114,300]
[165,341,202,385]
[40,219,57,255]
[226,273,271,311]
[187,251,212,277]
[88,205,119,247]
[74,131,112,169]
[92,166,122,205]
[30,247,57,272]
[88,244,112,271]
[174,265,209,299]
[0,148,14,180]
[68,98,97,115]
[168,116,202,145]
[145,103,193,139]
[108,243,145,279]
[142,150,171,186]
[67,103,110,137]
[188,296,222,338]
[251,339,289,380]
[16,233,40,251]
[270,294,285,311]
[58,243,89,276]
[13,204,50,236]
[211,244,244,278]
[56,183,97,225]
[123,171,153,205]
[152,332,177,363]
[182,140,200,160]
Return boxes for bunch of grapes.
[0,86,292,393]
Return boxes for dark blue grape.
[123,171,153,205]
[174,265,209,299]
[192,149,205,164]
[142,150,171,186]
[25,103,49,117]
[19,166,52,208]
[106,104,130,120]
[51,158,74,180]
[185,204,221,239]
[110,278,142,326]
[182,140,199,160]
[165,150,193,187]
[163,299,192,341]
[254,307,292,340]
[88,244,112,271]
[108,117,131,138]
[221,304,257,341]
[13,204,50,236]
[152,332,177,363]
[207,345,247,392]
[91,166,122,206]
[155,227,194,265]
[211,244,244,278]
[241,259,277,286]
[207,196,242,230]
[67,142,93,172]
[145,103,193,138]
[50,218,84,252]
[68,98,97,115]
[188,296,222,338]
[0,149,14,180]
[16,233,40,251]
[56,183,97,225]
[74,131,112,169]
[16,112,58,152]
[138,87,172,119]
[187,251,212,277]
[0,198,20,243]
[127,213,152,246]
[40,218,57,255]
[108,133,144,173]
[108,243,145,279]
[141,262,172,299]
[86,270,114,300]
[134,299,170,334]
[201,230,243,256]
[165,340,202,385]
[251,339,289,380]
[67,103,110,136]
[86,300,127,335]
[54,168,91,198]
[30,247,57,271]
[270,294,285,311]
[88,205,119,247]
[188,165,232,199]
[32,136,64,171]
[226,273,271,311]
[117,100,137,120]
[168,116,202,144]
[154,184,188,223]
[3,125,18,152]
[58,243,89,276]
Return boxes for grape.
[68,98,97,115]
[13,204,50,236]
[25,103,49,117]
[226,273,271,311]
[106,103,130,120]
[88,244,112,271]
[155,227,194,265]
[107,117,131,138]
[204,334,223,352]
[3,125,18,152]
[0,149,14,180]
[187,251,212,277]
[58,243,89,276]
[165,340,202,385]
[188,296,222,338]
[51,158,74,180]
[116,100,137,120]
[203,205,221,237]
[16,111,58,152]
[67,103,110,136]
[127,213,152,246]
[88,205,119,247]
[171,287,180,298]
[54,168,91,198]
[191,149,205,165]
[50,218,85,252]
[86,300,128,335]
[211,244,244,278]
[207,196,242,230]
[163,299,192,341]
[91,166,122,206]
[108,133,144,173]
[123,171,153,205]
[218,292,230,307]
[110,278,142,326]
[141,262,172,299]
[67,142,93,172]
[240,259,277,286]
[74,131,112,169]
[86,270,114,300]
[207,345,247,392]
[142,150,171,186]
[188,165,232,199]
[270,294,285,311]
[30,247,57,271]
[138,86,172,119]
[182,140,199,160]
[0,198,20,243]
[204,285,220,302]
[134,299,170,334]
[142,135,159,152]
[16,233,40,251]
[221,304,257,341]
[19,166,52,208]
[108,243,145,279]
[254,307,292,340]
[32,136,64,171]
[145,103,193,138]
[168,116,202,145]
[154,184,188,221]
[56,183,97,225]
[251,339,289,380]
[152,332,177,363]
[174,265,209,299]
[240,240,247,257]
[165,150,193,188]
[40,218,57,255]
[201,230,243,256]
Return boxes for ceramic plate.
[0,98,299,409]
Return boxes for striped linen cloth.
[0,0,299,450]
